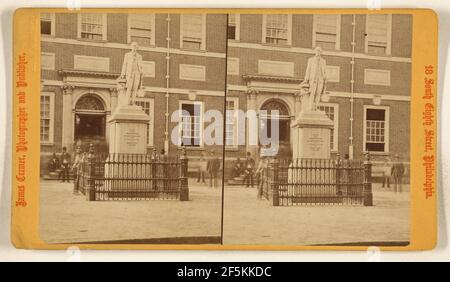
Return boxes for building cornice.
[229,41,411,63]
[243,74,303,84]
[58,69,120,79]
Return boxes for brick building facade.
[40,12,411,176]
[40,12,228,174]
[224,13,411,166]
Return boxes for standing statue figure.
[301,46,327,111]
[118,41,144,106]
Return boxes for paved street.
[223,184,410,246]
[40,179,222,244]
[40,180,409,245]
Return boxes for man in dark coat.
[391,154,405,193]
[206,149,221,188]
[244,152,256,188]
[60,146,71,183]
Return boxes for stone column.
[246,88,259,158]
[291,92,303,159]
[61,85,74,152]
[110,87,118,113]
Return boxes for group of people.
[382,154,406,193]
[197,150,221,188]
[47,146,75,183]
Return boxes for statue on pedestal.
[300,47,327,111]
[117,42,144,106]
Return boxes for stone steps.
[43,169,74,181]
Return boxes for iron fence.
[76,147,189,201]
[260,153,373,206]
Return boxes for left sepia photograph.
[39,12,227,244]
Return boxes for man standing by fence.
[391,154,405,193]
[71,146,83,194]
[244,152,256,188]
[207,150,220,188]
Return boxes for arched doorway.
[259,99,292,157]
[74,94,106,145]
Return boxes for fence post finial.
[363,151,373,206]
[179,148,189,201]
[271,157,280,206]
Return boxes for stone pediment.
[242,74,303,94]
[58,69,120,89]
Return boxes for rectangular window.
[181,14,205,50]
[318,104,339,151]
[180,102,202,147]
[364,106,389,153]
[366,14,391,55]
[314,15,340,50]
[40,93,54,143]
[135,98,154,146]
[79,14,106,40]
[228,14,240,40]
[40,13,55,36]
[128,14,155,46]
[225,98,239,147]
[264,14,290,45]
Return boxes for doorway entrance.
[74,94,106,147]
[259,99,292,157]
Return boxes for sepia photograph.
[39,11,411,246]
[39,12,227,244]
[222,13,412,246]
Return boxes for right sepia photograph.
[222,13,411,246]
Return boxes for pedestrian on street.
[244,152,255,188]
[71,146,83,194]
[197,151,207,184]
[391,154,405,193]
[382,157,391,189]
[206,149,220,188]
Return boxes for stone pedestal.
[291,110,334,159]
[108,105,150,154]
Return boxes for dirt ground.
[39,179,222,244]
[223,184,410,246]
[40,180,409,246]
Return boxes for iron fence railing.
[76,146,189,201]
[260,153,373,206]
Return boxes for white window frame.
[365,14,392,55]
[134,97,155,147]
[179,100,204,147]
[180,14,207,51]
[318,103,339,152]
[41,52,55,70]
[312,14,341,50]
[227,57,240,75]
[364,68,391,86]
[40,92,55,144]
[262,14,292,46]
[77,13,107,41]
[228,14,240,41]
[225,97,239,148]
[127,14,156,46]
[363,105,390,153]
[74,55,110,72]
[40,13,55,36]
